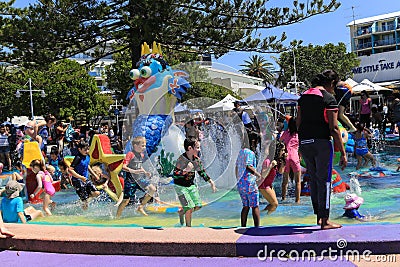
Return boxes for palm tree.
[240,55,275,84]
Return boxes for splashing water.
[349,174,362,195]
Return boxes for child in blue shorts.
[236,144,261,227]
[116,136,156,218]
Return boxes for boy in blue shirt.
[68,140,100,209]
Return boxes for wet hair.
[311,69,339,88]
[274,141,286,168]
[186,119,195,126]
[287,117,298,136]
[184,138,198,151]
[50,146,59,155]
[355,122,365,131]
[46,165,55,173]
[131,136,146,146]
[58,159,69,170]
[76,140,89,149]
[30,159,45,171]
[45,114,57,123]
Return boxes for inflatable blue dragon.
[127,42,190,155]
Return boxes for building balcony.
[375,25,396,33]
[373,39,396,47]
[355,27,372,37]
[356,42,372,50]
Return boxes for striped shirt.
[0,133,9,147]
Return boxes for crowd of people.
[1,68,398,236]
[0,116,128,235]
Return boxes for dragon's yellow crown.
[141,41,162,56]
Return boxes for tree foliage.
[0,59,110,122]
[0,65,23,122]
[45,59,111,121]
[0,0,340,68]
[240,55,275,84]
[104,49,132,104]
[275,42,360,92]
[183,82,241,102]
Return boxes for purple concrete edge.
[236,224,400,257]
[0,250,357,267]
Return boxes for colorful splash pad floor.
[1,150,400,264]
[22,156,400,228]
[1,168,400,264]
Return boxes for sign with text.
[352,50,400,83]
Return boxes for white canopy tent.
[205,94,239,111]
[344,78,358,88]
[345,78,393,113]
[345,78,393,94]
[173,103,202,114]
[11,116,44,126]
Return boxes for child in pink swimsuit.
[30,160,55,216]
[280,116,302,203]
[258,141,286,214]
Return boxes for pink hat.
[343,193,364,210]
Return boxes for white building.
[347,11,400,88]
[206,67,265,98]
[69,41,115,94]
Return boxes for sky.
[214,0,400,71]
[12,0,400,71]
